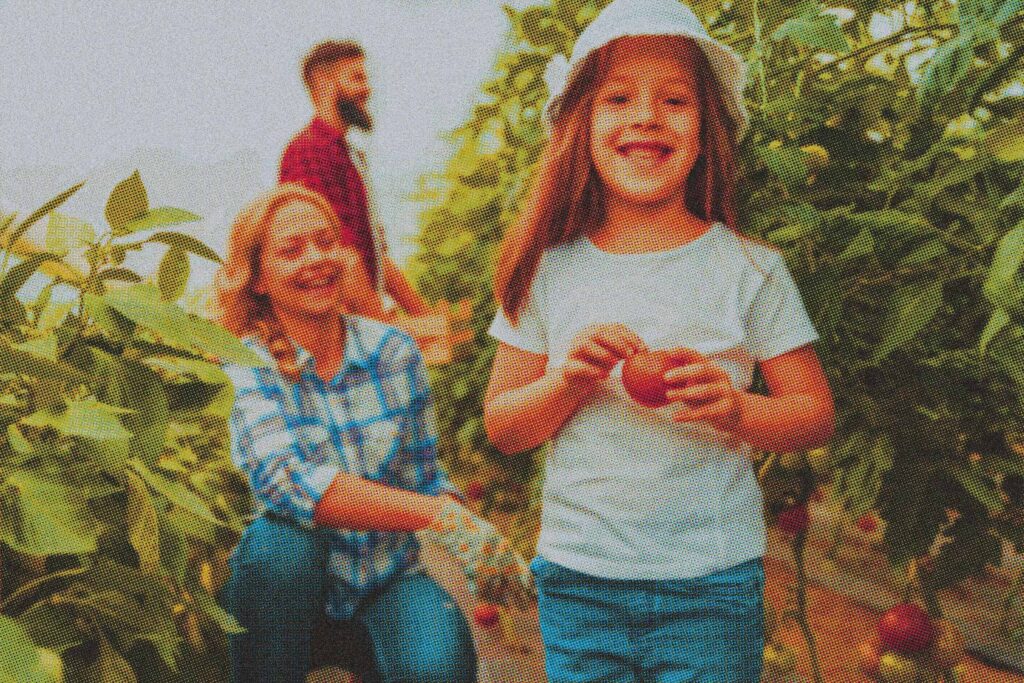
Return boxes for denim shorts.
[530,555,765,683]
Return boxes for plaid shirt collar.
[290,315,373,378]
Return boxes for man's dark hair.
[301,40,364,89]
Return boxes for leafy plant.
[0,172,261,682]
[409,0,1024,673]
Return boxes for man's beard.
[336,96,372,132]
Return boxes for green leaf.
[918,35,974,103]
[146,230,222,263]
[105,170,149,235]
[1000,180,1024,211]
[0,338,88,383]
[982,221,1024,314]
[758,144,809,190]
[191,589,245,634]
[185,314,266,366]
[987,115,1024,163]
[517,7,563,48]
[0,470,100,555]
[157,246,189,302]
[837,228,875,262]
[0,253,59,302]
[0,616,48,683]
[44,211,94,258]
[121,207,201,235]
[771,4,849,53]
[143,356,229,384]
[157,506,189,583]
[22,399,133,441]
[979,308,1012,356]
[14,335,58,361]
[3,182,85,251]
[872,281,944,362]
[899,239,949,266]
[953,466,1004,512]
[97,267,143,284]
[129,459,229,528]
[102,283,263,365]
[124,469,161,574]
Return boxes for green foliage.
[0,172,259,681]
[411,0,1024,607]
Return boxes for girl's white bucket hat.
[542,0,750,141]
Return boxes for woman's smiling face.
[590,35,703,209]
[255,200,347,321]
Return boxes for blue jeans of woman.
[531,555,765,683]
[220,515,477,683]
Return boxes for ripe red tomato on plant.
[465,480,486,502]
[473,602,500,628]
[856,513,879,533]
[776,504,810,536]
[878,603,935,654]
[621,349,695,408]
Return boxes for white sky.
[1,0,532,294]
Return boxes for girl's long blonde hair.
[214,183,342,381]
[495,36,741,323]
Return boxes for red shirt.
[279,117,378,284]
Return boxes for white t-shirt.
[488,222,819,579]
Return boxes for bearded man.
[279,40,429,318]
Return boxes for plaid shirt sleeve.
[224,363,340,528]
[399,336,465,504]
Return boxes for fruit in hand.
[878,603,935,654]
[621,349,690,408]
[473,602,500,628]
[877,652,921,683]
[928,619,967,670]
[776,504,810,536]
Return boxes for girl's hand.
[663,349,743,432]
[561,323,646,388]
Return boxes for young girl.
[215,183,532,683]
[484,0,834,681]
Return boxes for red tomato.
[777,504,810,536]
[473,603,500,628]
[878,603,935,654]
[621,349,693,408]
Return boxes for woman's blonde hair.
[495,36,741,323]
[214,183,341,381]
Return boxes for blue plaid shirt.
[223,315,461,620]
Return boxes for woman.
[214,183,533,683]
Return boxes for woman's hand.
[663,349,744,432]
[561,323,646,388]
[418,498,536,610]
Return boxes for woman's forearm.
[484,370,590,454]
[312,472,446,531]
[730,391,834,453]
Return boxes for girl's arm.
[483,343,585,454]
[484,324,646,454]
[665,344,834,452]
[735,345,834,451]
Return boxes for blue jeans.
[531,555,765,683]
[220,515,477,683]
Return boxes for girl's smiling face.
[255,200,347,321]
[590,36,702,208]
